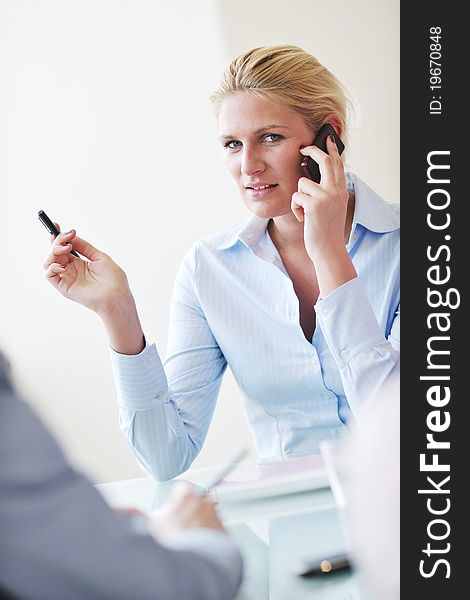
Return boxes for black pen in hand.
[38,210,81,258]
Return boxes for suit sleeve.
[0,365,242,600]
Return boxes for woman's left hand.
[292,134,350,264]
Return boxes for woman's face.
[218,92,315,219]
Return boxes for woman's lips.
[245,184,278,198]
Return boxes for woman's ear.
[325,114,343,139]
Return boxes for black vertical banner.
[401,2,465,596]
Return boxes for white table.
[96,463,363,599]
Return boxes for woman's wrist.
[98,292,146,355]
[312,247,357,298]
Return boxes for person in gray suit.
[0,353,242,600]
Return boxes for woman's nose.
[241,147,265,176]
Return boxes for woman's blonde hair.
[210,45,352,143]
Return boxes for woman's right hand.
[42,227,131,317]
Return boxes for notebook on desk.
[208,453,329,502]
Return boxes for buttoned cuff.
[315,278,384,367]
[109,342,170,411]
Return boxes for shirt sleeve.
[110,242,228,481]
[0,375,242,600]
[315,277,400,414]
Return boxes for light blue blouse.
[110,174,400,481]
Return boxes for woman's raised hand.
[292,134,350,262]
[42,227,130,317]
[293,135,357,297]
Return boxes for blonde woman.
[43,45,400,480]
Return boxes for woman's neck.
[268,211,306,252]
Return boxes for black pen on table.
[38,210,81,258]
[291,553,352,577]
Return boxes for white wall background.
[0,0,399,483]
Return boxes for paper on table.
[208,453,329,502]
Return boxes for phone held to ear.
[302,123,345,183]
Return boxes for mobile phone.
[303,123,345,183]
[38,209,80,258]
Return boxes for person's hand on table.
[148,482,226,543]
[114,506,148,519]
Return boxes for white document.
[208,453,329,502]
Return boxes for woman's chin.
[243,199,292,220]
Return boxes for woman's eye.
[224,140,242,150]
[263,134,283,142]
